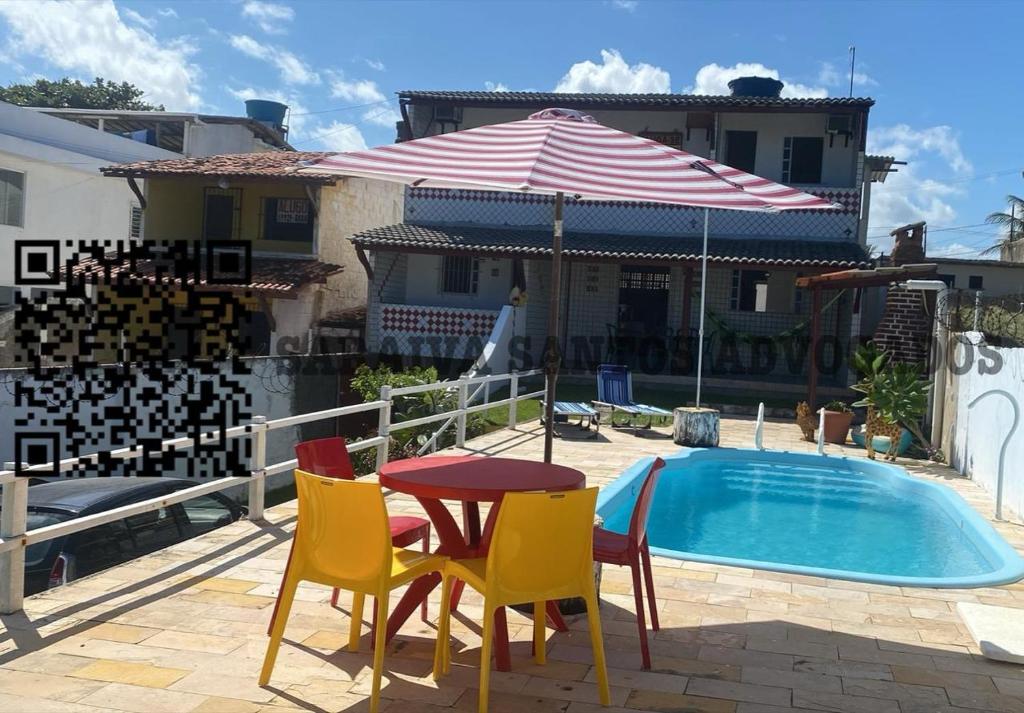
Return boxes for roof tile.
[101,151,337,183]
[351,223,871,268]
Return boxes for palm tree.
[983,194,1024,257]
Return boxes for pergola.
[795,263,938,407]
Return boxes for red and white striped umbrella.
[303,108,837,461]
[308,108,834,211]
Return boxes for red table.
[379,455,586,671]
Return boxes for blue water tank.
[245,99,288,134]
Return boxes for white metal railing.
[0,368,543,613]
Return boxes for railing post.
[456,377,468,448]
[376,385,392,471]
[1,463,28,614]
[248,416,267,521]
[507,372,519,431]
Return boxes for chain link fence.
[946,290,1024,347]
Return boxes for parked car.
[18,478,245,595]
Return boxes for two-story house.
[95,152,402,358]
[352,81,886,395]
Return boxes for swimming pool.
[596,448,1024,588]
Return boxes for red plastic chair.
[592,456,665,669]
[266,437,431,635]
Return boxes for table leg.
[493,606,511,671]
[384,497,465,644]
[546,601,569,632]
[463,501,482,547]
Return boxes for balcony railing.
[0,368,544,614]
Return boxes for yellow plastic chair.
[433,488,610,713]
[260,470,446,713]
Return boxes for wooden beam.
[807,286,822,410]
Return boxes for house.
[929,257,1024,296]
[0,100,178,307]
[33,99,293,156]
[353,82,891,394]
[97,152,402,357]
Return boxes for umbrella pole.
[542,191,565,463]
[695,208,710,409]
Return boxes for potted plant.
[821,400,854,444]
[850,343,942,460]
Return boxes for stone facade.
[318,178,404,316]
[873,222,932,364]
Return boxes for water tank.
[727,76,784,98]
[245,99,288,135]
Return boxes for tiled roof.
[67,253,343,297]
[399,90,874,109]
[352,223,871,268]
[101,151,338,183]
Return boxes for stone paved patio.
[2,416,1023,712]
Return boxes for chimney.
[889,221,926,266]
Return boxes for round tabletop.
[379,455,585,502]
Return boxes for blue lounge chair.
[542,401,600,436]
[593,364,673,430]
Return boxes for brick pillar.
[872,222,931,364]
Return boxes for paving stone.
[81,623,161,644]
[76,682,208,713]
[520,676,630,706]
[685,678,791,707]
[142,629,247,654]
[169,671,278,703]
[839,677,949,707]
[0,668,109,702]
[583,666,687,693]
[70,660,191,689]
[625,689,737,712]
[740,666,841,694]
[793,688,900,713]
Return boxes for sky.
[0,0,1021,259]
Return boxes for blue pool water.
[597,449,1024,588]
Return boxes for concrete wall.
[717,112,858,187]
[0,150,142,289]
[142,176,313,255]
[318,178,404,314]
[931,260,1024,296]
[404,253,512,310]
[186,123,280,156]
[942,335,1024,523]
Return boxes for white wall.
[0,149,142,289]
[717,112,857,187]
[186,123,278,156]
[931,261,1024,296]
[944,335,1024,523]
[404,253,512,309]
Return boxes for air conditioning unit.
[433,105,463,123]
[826,114,853,134]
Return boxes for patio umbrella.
[302,108,836,462]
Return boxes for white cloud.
[328,73,399,126]
[330,75,385,103]
[122,7,155,29]
[307,121,368,153]
[484,81,509,92]
[818,61,877,89]
[554,49,669,94]
[364,58,385,71]
[0,0,201,110]
[610,0,638,11]
[157,8,178,19]
[241,1,294,35]
[867,124,973,241]
[684,62,827,98]
[928,241,978,258]
[229,34,319,85]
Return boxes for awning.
[351,223,871,269]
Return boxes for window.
[441,255,479,294]
[938,274,956,288]
[261,197,314,242]
[782,137,824,184]
[969,275,984,290]
[176,494,237,537]
[203,187,240,241]
[730,269,769,312]
[129,204,143,239]
[725,131,757,174]
[123,507,182,557]
[1,168,25,227]
[68,521,136,579]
